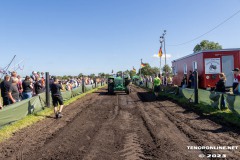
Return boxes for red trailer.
[172,48,240,89]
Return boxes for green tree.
[105,74,110,78]
[193,40,222,53]
[78,73,83,77]
[124,70,130,75]
[129,70,136,78]
[62,75,68,80]
[98,72,105,77]
[137,63,162,76]
[162,64,172,73]
[152,67,160,75]
[89,74,95,78]
[56,76,62,80]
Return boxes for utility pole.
[160,30,167,85]
[163,30,167,68]
[159,38,163,76]
[160,30,167,73]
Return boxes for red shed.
[172,48,240,88]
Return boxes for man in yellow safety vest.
[153,74,162,97]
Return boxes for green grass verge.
[0,85,106,143]
[158,91,240,128]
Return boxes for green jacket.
[154,77,161,86]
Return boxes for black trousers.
[2,97,10,106]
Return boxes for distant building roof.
[172,48,240,62]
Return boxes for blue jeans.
[22,92,32,100]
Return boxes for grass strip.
[0,85,106,143]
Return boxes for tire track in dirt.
[0,87,159,160]
[131,85,240,160]
[82,92,158,160]
[129,88,202,160]
[1,85,239,160]
[116,94,158,160]
[25,90,118,160]
[153,100,240,159]
[0,89,109,160]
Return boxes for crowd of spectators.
[0,71,45,109]
[137,73,173,87]
[63,76,105,91]
[0,71,107,108]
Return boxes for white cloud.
[152,54,172,59]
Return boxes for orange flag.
[158,47,163,57]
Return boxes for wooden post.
[45,72,50,107]
[194,71,198,104]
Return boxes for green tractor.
[108,75,131,94]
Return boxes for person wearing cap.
[232,68,240,95]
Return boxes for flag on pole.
[158,47,163,57]
[111,69,114,73]
[141,63,147,68]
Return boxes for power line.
[168,8,240,46]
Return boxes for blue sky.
[0,0,240,76]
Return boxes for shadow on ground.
[137,92,157,102]
[93,91,128,96]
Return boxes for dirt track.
[0,85,239,160]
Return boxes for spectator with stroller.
[22,76,33,100]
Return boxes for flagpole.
[163,30,167,69]
[159,38,163,77]
[160,57,161,76]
